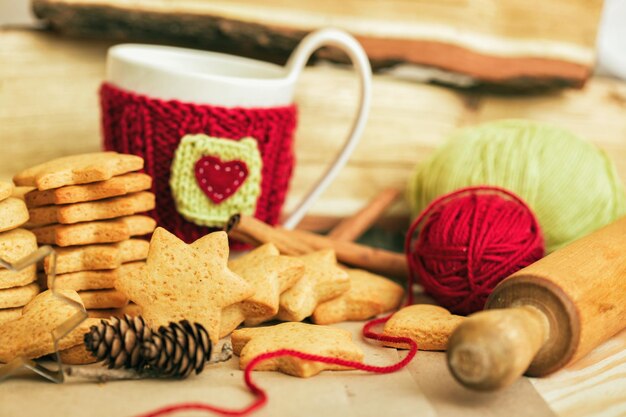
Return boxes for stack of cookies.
[0,180,39,324]
[13,152,157,317]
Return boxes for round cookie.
[0,228,39,289]
[382,304,465,351]
[0,181,14,202]
[0,283,40,309]
[0,198,29,232]
[0,266,37,290]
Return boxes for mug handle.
[281,28,372,229]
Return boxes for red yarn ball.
[405,186,545,315]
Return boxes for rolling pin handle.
[447,305,550,391]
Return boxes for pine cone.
[142,320,212,378]
[84,315,152,369]
[83,316,212,379]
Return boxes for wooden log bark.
[31,0,604,90]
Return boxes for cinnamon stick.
[328,188,400,242]
[230,215,408,279]
[234,215,315,256]
[288,229,408,279]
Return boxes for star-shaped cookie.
[219,303,247,339]
[219,243,305,336]
[115,227,253,346]
[312,269,405,325]
[0,290,98,362]
[232,322,364,377]
[13,152,143,190]
[276,250,349,322]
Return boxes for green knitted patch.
[170,134,262,227]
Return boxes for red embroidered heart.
[194,156,249,204]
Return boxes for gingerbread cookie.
[0,181,14,202]
[0,198,29,233]
[10,186,35,201]
[59,343,98,365]
[276,250,349,322]
[87,303,141,319]
[50,261,144,291]
[14,152,144,190]
[220,243,304,335]
[0,290,97,362]
[0,267,36,291]
[27,191,155,226]
[116,228,253,345]
[312,269,404,325]
[219,303,247,338]
[0,307,22,324]
[45,239,149,274]
[0,228,38,289]
[0,283,40,309]
[25,172,152,207]
[232,322,364,378]
[78,289,128,309]
[382,304,465,351]
[31,215,156,246]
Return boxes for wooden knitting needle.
[327,188,400,242]
[447,216,626,390]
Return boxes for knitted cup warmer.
[101,83,297,243]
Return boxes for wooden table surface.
[530,328,626,417]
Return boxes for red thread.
[195,156,249,204]
[101,83,297,243]
[135,317,416,417]
[404,186,545,315]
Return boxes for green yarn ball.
[408,119,626,252]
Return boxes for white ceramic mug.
[104,28,371,232]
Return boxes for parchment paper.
[0,322,554,417]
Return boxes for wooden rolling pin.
[447,216,626,391]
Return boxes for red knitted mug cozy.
[100,83,297,242]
